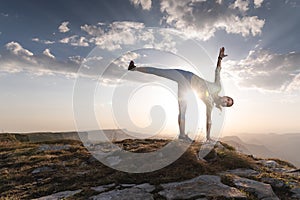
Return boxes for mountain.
[237,133,300,168]
[1,133,299,199]
[221,136,277,159]
[0,129,141,143]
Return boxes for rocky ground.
[0,134,299,200]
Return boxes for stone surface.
[261,177,286,188]
[223,168,259,177]
[159,175,247,200]
[38,144,70,151]
[33,189,82,200]
[91,183,116,192]
[258,160,291,173]
[106,156,122,166]
[198,141,216,160]
[120,183,136,188]
[31,166,53,174]
[89,187,154,200]
[288,169,300,173]
[134,183,155,193]
[233,176,279,200]
[258,160,280,168]
[291,187,300,199]
[287,169,300,180]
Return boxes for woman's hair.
[225,96,234,107]
[215,96,234,111]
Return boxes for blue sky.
[0,0,300,135]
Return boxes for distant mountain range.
[1,131,299,167]
[0,129,166,143]
[221,133,300,168]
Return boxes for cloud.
[286,73,300,92]
[1,42,80,76]
[229,0,249,12]
[60,35,89,47]
[224,50,300,91]
[58,21,70,33]
[32,38,55,44]
[130,0,152,10]
[1,22,182,79]
[80,21,180,53]
[69,55,85,65]
[5,42,34,64]
[254,0,264,8]
[94,21,145,47]
[43,49,55,59]
[81,24,104,36]
[81,21,148,51]
[1,13,9,17]
[159,0,265,40]
[6,42,33,57]
[220,15,265,37]
[142,29,178,53]
[284,0,299,8]
[112,52,141,67]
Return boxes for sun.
[126,84,206,138]
[125,83,178,136]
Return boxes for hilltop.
[0,133,300,199]
[222,134,300,168]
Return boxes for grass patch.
[0,136,297,199]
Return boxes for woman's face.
[221,96,233,107]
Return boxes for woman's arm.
[215,47,227,83]
[206,105,212,140]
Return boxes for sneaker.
[178,134,193,142]
[205,137,216,143]
[128,61,136,71]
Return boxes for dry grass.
[0,135,297,199]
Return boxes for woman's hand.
[218,47,228,60]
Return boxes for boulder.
[222,168,259,178]
[89,187,154,200]
[291,187,300,199]
[33,189,82,200]
[134,183,155,193]
[159,175,247,200]
[91,183,115,192]
[261,177,286,188]
[258,160,280,168]
[233,176,279,200]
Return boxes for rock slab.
[233,176,279,200]
[159,175,247,200]
[33,189,82,200]
[291,187,300,199]
[90,184,155,200]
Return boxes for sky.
[0,0,300,137]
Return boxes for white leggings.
[136,67,194,85]
[136,67,194,136]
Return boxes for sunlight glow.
[127,84,179,135]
